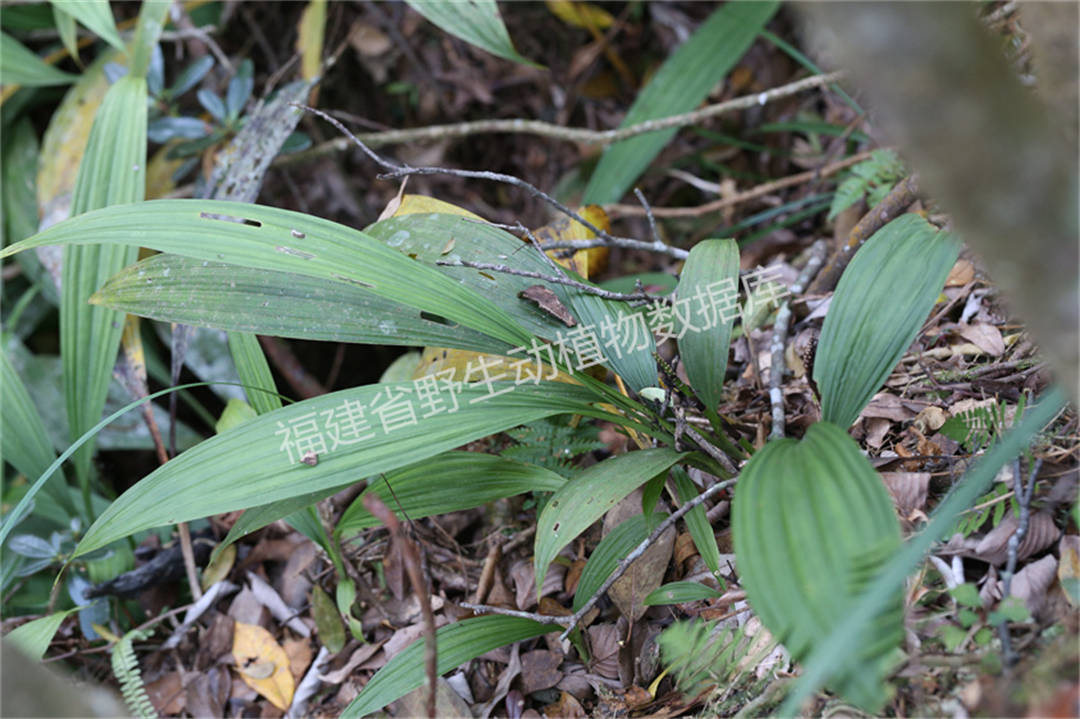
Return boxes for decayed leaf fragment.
[232,622,295,710]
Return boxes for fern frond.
[658,619,756,695]
[111,628,157,719]
[502,417,605,477]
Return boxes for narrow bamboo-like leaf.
[406,0,539,68]
[72,381,606,557]
[48,0,124,52]
[3,200,534,351]
[337,452,566,539]
[814,214,960,428]
[534,449,685,596]
[3,609,79,660]
[572,512,661,612]
[227,332,281,414]
[644,581,723,606]
[732,422,903,711]
[781,386,1067,714]
[0,31,78,86]
[296,0,326,81]
[61,74,147,485]
[670,466,722,576]
[343,615,553,717]
[675,239,739,410]
[583,2,779,203]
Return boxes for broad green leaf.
[1,348,76,518]
[0,32,78,86]
[4,609,79,660]
[670,466,722,577]
[2,117,40,248]
[61,74,147,484]
[535,448,685,596]
[2,200,534,351]
[310,584,345,653]
[644,581,723,606]
[781,386,1067,714]
[406,0,539,68]
[675,239,739,410]
[364,212,580,343]
[814,214,960,428]
[227,332,281,414]
[572,512,662,612]
[72,380,607,557]
[92,254,513,356]
[583,2,779,204]
[336,452,566,540]
[48,0,125,52]
[732,422,902,711]
[343,615,553,717]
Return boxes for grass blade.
[583,2,779,204]
[227,332,282,414]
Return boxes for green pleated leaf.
[781,387,1067,714]
[2,200,534,352]
[226,332,281,414]
[535,448,685,597]
[343,615,554,717]
[49,0,124,52]
[405,0,539,68]
[336,452,566,540]
[61,74,147,484]
[583,2,779,204]
[0,31,78,86]
[644,580,723,606]
[814,214,960,428]
[675,239,739,410]
[71,380,605,557]
[731,421,903,711]
[670,466,722,577]
[4,609,80,660]
[571,512,663,612]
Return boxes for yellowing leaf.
[296,0,327,82]
[232,622,295,710]
[545,0,614,29]
[392,193,484,220]
[533,205,610,280]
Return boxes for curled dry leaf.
[1010,554,1058,617]
[520,650,564,694]
[880,472,930,516]
[972,511,1061,566]
[587,623,621,680]
[955,322,1006,357]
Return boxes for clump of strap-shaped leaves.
[1,2,1066,714]
[4,177,962,714]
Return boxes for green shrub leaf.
[406,0,539,68]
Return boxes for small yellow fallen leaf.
[545,0,614,29]
[232,622,295,710]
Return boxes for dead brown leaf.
[956,322,1006,357]
[520,650,564,694]
[973,511,1061,565]
[145,671,185,715]
[587,624,620,680]
[880,472,930,515]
